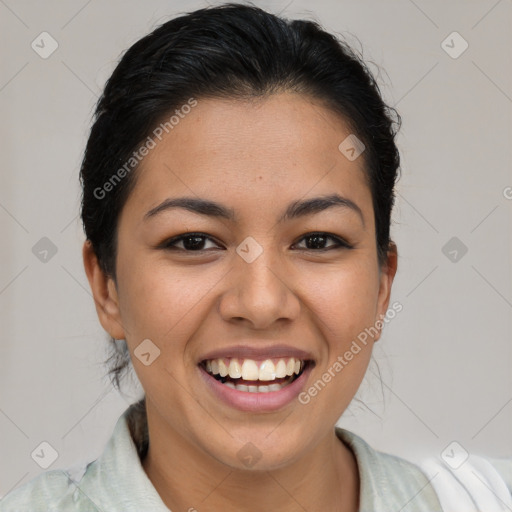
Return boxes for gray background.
[1,0,511,497]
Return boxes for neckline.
[124,400,368,508]
[121,400,436,511]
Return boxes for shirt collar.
[78,403,169,511]
[79,401,439,511]
[335,426,442,511]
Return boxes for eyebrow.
[144,193,365,226]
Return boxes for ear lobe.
[82,240,126,340]
[373,241,398,342]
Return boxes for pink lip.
[197,362,313,412]
[198,344,315,364]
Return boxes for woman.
[1,3,510,511]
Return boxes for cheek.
[303,259,380,339]
[114,261,214,398]
[115,257,222,345]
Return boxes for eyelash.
[159,232,353,253]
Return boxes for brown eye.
[293,232,352,251]
[161,233,223,251]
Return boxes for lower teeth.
[224,382,280,393]
[219,375,296,393]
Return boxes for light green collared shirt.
[1,403,510,511]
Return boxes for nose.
[218,245,301,330]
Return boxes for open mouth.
[200,357,311,393]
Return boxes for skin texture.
[83,92,398,512]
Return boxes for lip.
[197,359,314,412]
[198,344,315,364]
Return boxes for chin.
[201,426,310,472]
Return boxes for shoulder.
[1,401,168,512]
[336,427,512,511]
[0,463,98,512]
[0,409,124,512]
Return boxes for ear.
[373,241,398,342]
[82,240,126,340]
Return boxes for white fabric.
[420,455,512,512]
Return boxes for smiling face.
[84,91,397,471]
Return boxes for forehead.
[123,92,372,221]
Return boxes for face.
[85,92,397,471]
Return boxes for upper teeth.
[205,357,303,381]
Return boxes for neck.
[138,402,359,512]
